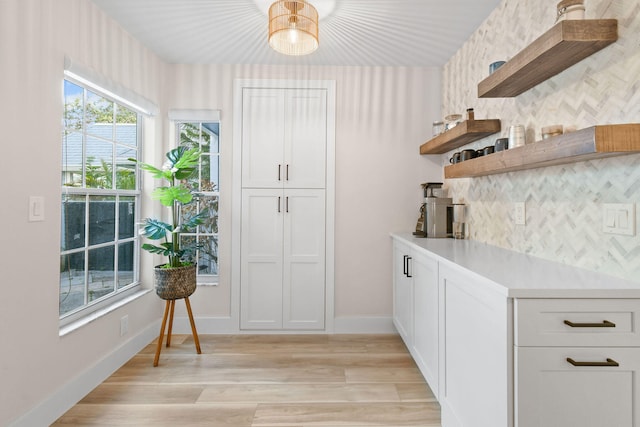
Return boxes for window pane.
[118,196,135,238]
[88,245,115,302]
[201,153,219,192]
[198,236,218,275]
[86,91,114,138]
[60,251,85,315]
[203,122,219,153]
[116,145,136,190]
[62,131,83,187]
[61,194,86,251]
[115,105,138,146]
[117,242,135,289]
[89,196,115,245]
[179,123,200,150]
[86,136,113,189]
[199,195,218,233]
[64,80,84,131]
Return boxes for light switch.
[28,196,45,222]
[603,203,635,236]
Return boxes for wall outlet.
[514,202,526,225]
[603,203,636,236]
[120,315,129,336]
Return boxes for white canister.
[508,125,526,148]
[556,0,585,22]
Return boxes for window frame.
[59,74,144,327]
[170,112,221,285]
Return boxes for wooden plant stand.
[153,296,202,367]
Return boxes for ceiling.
[90,0,502,67]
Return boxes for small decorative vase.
[154,264,197,300]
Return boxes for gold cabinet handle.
[566,357,619,367]
[564,320,616,328]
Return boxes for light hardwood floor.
[53,334,441,426]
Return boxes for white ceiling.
[90,0,501,66]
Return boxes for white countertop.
[391,232,640,298]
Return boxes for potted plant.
[130,146,209,300]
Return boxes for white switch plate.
[514,202,526,225]
[28,196,45,222]
[602,203,636,236]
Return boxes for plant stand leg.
[184,297,201,354]
[166,299,176,348]
[154,300,171,367]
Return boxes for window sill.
[59,289,152,337]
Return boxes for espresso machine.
[413,182,453,238]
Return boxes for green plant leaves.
[140,218,172,240]
[151,186,193,206]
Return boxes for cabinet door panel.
[241,88,285,188]
[412,252,439,397]
[393,241,413,345]
[439,265,510,427]
[284,89,327,189]
[240,189,284,329]
[283,189,326,329]
[516,347,640,427]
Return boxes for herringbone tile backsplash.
[441,0,640,281]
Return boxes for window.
[175,121,220,283]
[60,78,141,320]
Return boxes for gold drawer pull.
[567,357,619,367]
[563,320,616,328]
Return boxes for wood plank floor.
[53,334,441,426]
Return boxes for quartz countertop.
[391,232,640,298]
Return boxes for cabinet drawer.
[516,346,640,427]
[515,299,640,347]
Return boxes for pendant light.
[268,0,319,56]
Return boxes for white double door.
[240,86,328,330]
[241,188,325,330]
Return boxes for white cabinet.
[241,189,325,330]
[516,347,640,427]
[392,241,439,397]
[393,240,414,344]
[514,298,640,427]
[241,88,327,189]
[411,252,439,397]
[438,263,511,427]
[239,85,330,331]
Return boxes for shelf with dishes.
[478,19,618,98]
[420,119,501,154]
[444,124,640,179]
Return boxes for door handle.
[286,196,289,213]
[564,320,616,328]
[286,164,289,181]
[277,196,281,213]
[567,357,619,367]
[278,164,282,181]
[406,256,412,278]
[403,255,408,275]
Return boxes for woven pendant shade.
[269,0,319,56]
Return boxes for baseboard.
[169,316,396,335]
[333,316,397,334]
[9,321,159,427]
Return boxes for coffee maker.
[413,182,453,238]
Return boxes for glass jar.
[432,121,444,136]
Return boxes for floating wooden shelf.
[419,119,501,154]
[478,19,618,98]
[444,124,640,179]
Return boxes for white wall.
[440,0,640,281]
[166,64,442,327]
[1,1,166,425]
